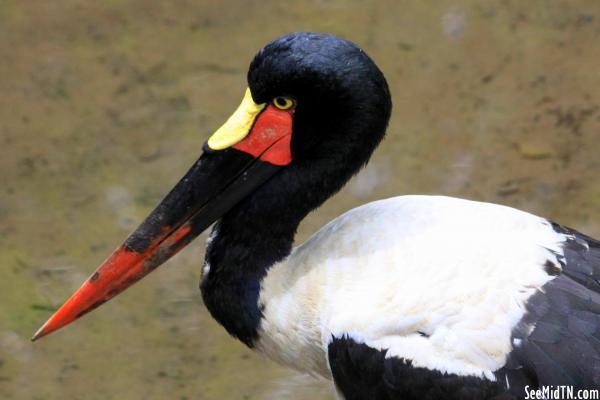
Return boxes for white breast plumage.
[255,195,567,380]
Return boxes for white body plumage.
[254,195,567,380]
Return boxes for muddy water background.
[2,1,600,399]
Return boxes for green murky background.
[2,1,600,399]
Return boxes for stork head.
[32,32,391,341]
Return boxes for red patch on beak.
[31,223,195,341]
[233,104,293,166]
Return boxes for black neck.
[199,196,298,347]
[198,153,351,346]
[199,142,386,346]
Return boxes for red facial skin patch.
[233,104,294,166]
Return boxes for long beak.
[32,88,294,341]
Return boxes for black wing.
[552,223,600,293]
[328,336,512,400]
[497,224,600,393]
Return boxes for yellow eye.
[273,96,295,110]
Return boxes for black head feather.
[239,32,392,235]
[248,32,391,164]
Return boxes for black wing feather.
[497,225,600,393]
[553,223,600,293]
[328,336,509,400]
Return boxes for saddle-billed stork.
[33,32,600,399]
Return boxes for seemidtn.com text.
[525,385,600,400]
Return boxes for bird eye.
[273,97,295,110]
